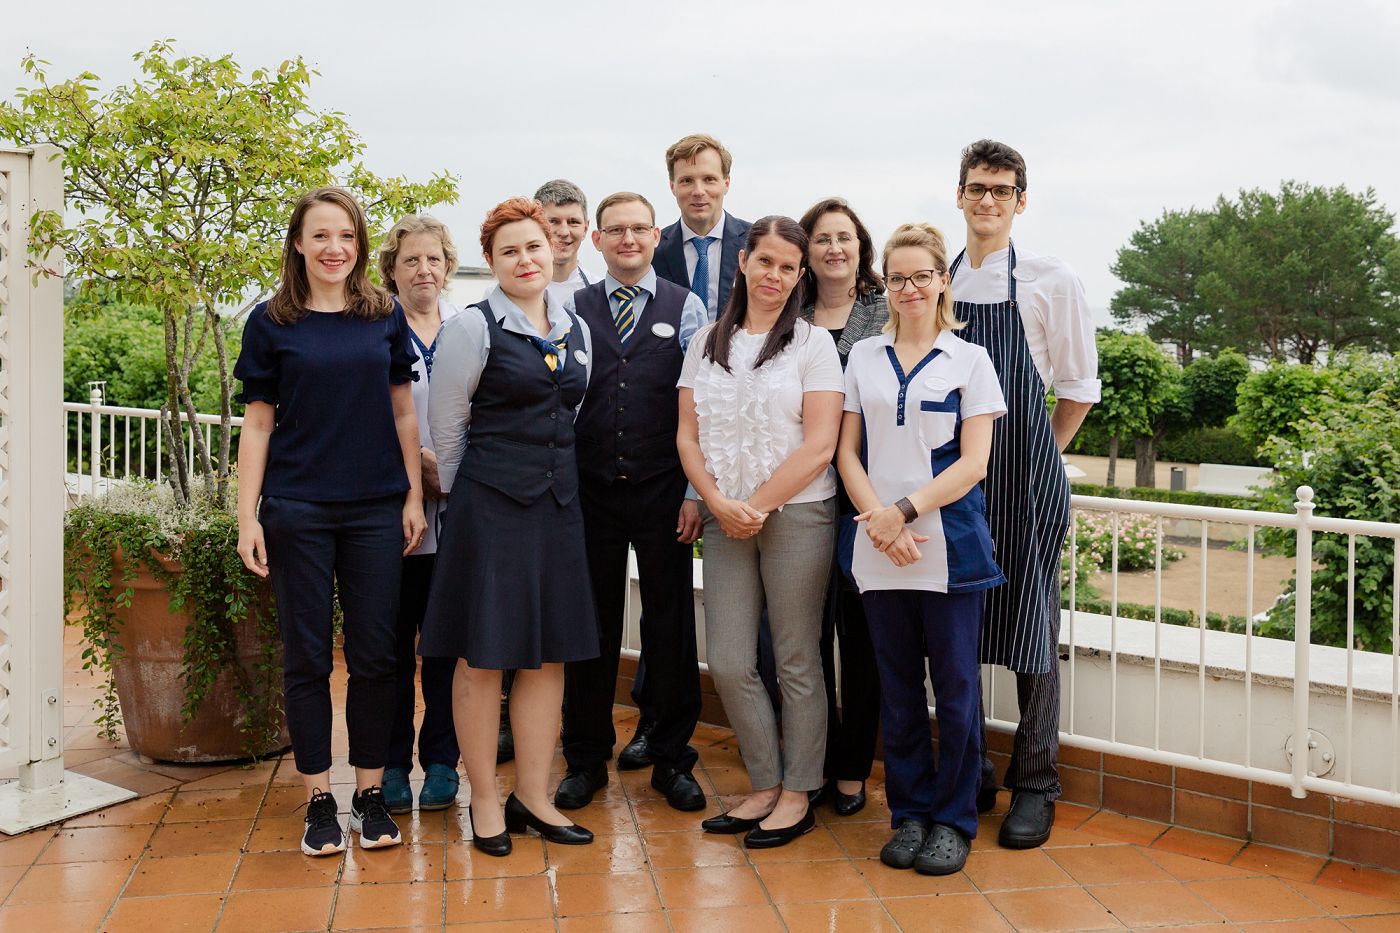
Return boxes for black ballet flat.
[700,812,764,834]
[504,793,593,845]
[833,783,867,817]
[743,806,815,849]
[468,805,512,857]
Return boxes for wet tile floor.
[1,627,1397,931]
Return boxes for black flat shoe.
[807,783,830,807]
[744,806,815,849]
[504,793,593,845]
[915,823,970,875]
[616,720,654,771]
[998,790,1054,849]
[700,812,764,834]
[976,757,999,813]
[833,784,866,816]
[651,767,706,812]
[554,766,608,810]
[468,805,512,857]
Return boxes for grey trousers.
[700,496,835,791]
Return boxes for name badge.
[573,349,589,366]
[651,322,676,339]
[923,376,949,393]
[1011,266,1037,282]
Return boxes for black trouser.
[563,472,700,774]
[260,494,403,775]
[632,610,781,713]
[820,567,881,783]
[387,554,459,773]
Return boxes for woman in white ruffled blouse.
[676,215,845,849]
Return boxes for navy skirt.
[418,477,599,669]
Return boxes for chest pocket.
[918,392,960,451]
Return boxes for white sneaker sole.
[349,812,402,849]
[300,834,346,857]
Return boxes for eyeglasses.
[960,183,1022,202]
[883,270,943,291]
[812,233,855,248]
[600,224,656,240]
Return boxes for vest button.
[546,470,553,478]
[550,412,558,420]
[619,382,627,389]
[617,430,623,437]
[547,441,555,449]
[551,384,560,391]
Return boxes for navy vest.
[458,302,586,505]
[573,278,687,484]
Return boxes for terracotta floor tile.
[340,843,445,885]
[779,899,903,931]
[1345,917,1400,931]
[700,766,754,796]
[1233,845,1329,884]
[548,798,637,836]
[1188,876,1330,923]
[556,911,664,932]
[1079,811,1170,846]
[1288,879,1400,918]
[883,892,1014,932]
[0,866,23,902]
[642,830,746,870]
[443,876,553,924]
[447,921,555,932]
[146,818,252,858]
[0,829,54,867]
[6,858,133,905]
[178,762,279,791]
[388,810,450,846]
[1044,824,1129,848]
[245,812,311,852]
[331,880,445,929]
[36,823,155,863]
[70,758,181,796]
[1143,846,1262,882]
[233,849,344,890]
[668,904,788,933]
[545,832,646,874]
[1085,880,1225,927]
[1049,845,1173,886]
[1235,922,1350,932]
[0,899,110,933]
[60,791,174,827]
[553,868,661,917]
[654,864,768,910]
[1315,862,1400,904]
[444,837,546,880]
[216,886,335,933]
[124,851,240,896]
[744,824,848,863]
[987,886,1124,931]
[630,797,719,833]
[1055,802,1099,827]
[755,858,875,904]
[104,893,224,932]
[854,857,977,899]
[964,848,1076,892]
[1152,827,1247,864]
[828,818,899,856]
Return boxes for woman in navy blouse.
[235,187,427,858]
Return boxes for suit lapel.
[656,222,690,290]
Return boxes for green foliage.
[63,482,282,757]
[0,40,456,503]
[1080,330,1181,484]
[1069,482,1271,510]
[1063,595,1250,636]
[1110,208,1218,364]
[1157,427,1263,467]
[1180,349,1251,428]
[1067,511,1185,574]
[1231,362,1333,452]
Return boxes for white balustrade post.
[87,381,104,498]
[1291,485,1316,798]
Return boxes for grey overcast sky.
[6,0,1400,319]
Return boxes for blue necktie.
[612,285,641,342]
[691,235,716,311]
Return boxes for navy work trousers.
[388,553,459,772]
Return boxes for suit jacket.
[654,213,752,319]
[800,291,890,365]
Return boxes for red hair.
[480,197,550,259]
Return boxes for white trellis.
[0,144,132,833]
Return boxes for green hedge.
[1069,482,1278,511]
[1064,595,1250,635]
[1158,427,1263,467]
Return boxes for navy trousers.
[862,589,984,840]
[387,554,459,772]
[260,494,404,775]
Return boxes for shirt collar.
[682,211,727,242]
[874,326,962,357]
[604,267,657,298]
[486,284,572,340]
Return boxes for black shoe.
[616,720,653,771]
[349,786,402,849]
[504,793,594,845]
[880,819,928,870]
[496,697,515,764]
[915,823,970,875]
[976,757,1000,813]
[833,783,867,817]
[744,806,815,849]
[808,783,831,807]
[998,791,1054,849]
[700,811,764,834]
[651,767,706,812]
[300,789,345,857]
[554,765,608,810]
[468,804,512,857]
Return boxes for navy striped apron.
[949,245,1068,675]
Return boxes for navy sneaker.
[418,763,460,810]
[350,785,402,849]
[381,767,412,814]
[301,789,345,857]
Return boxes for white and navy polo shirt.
[843,328,1008,594]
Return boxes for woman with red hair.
[419,197,599,854]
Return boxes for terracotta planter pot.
[108,548,289,763]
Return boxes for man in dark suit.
[653,133,752,345]
[554,192,709,812]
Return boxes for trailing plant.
[63,480,282,759]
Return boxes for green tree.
[0,41,456,504]
[1198,182,1400,364]
[1179,348,1251,429]
[1231,362,1333,454]
[1110,208,1217,365]
[1081,331,1181,487]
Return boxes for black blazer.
[654,213,752,318]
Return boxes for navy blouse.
[235,301,419,503]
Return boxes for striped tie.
[612,285,642,342]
